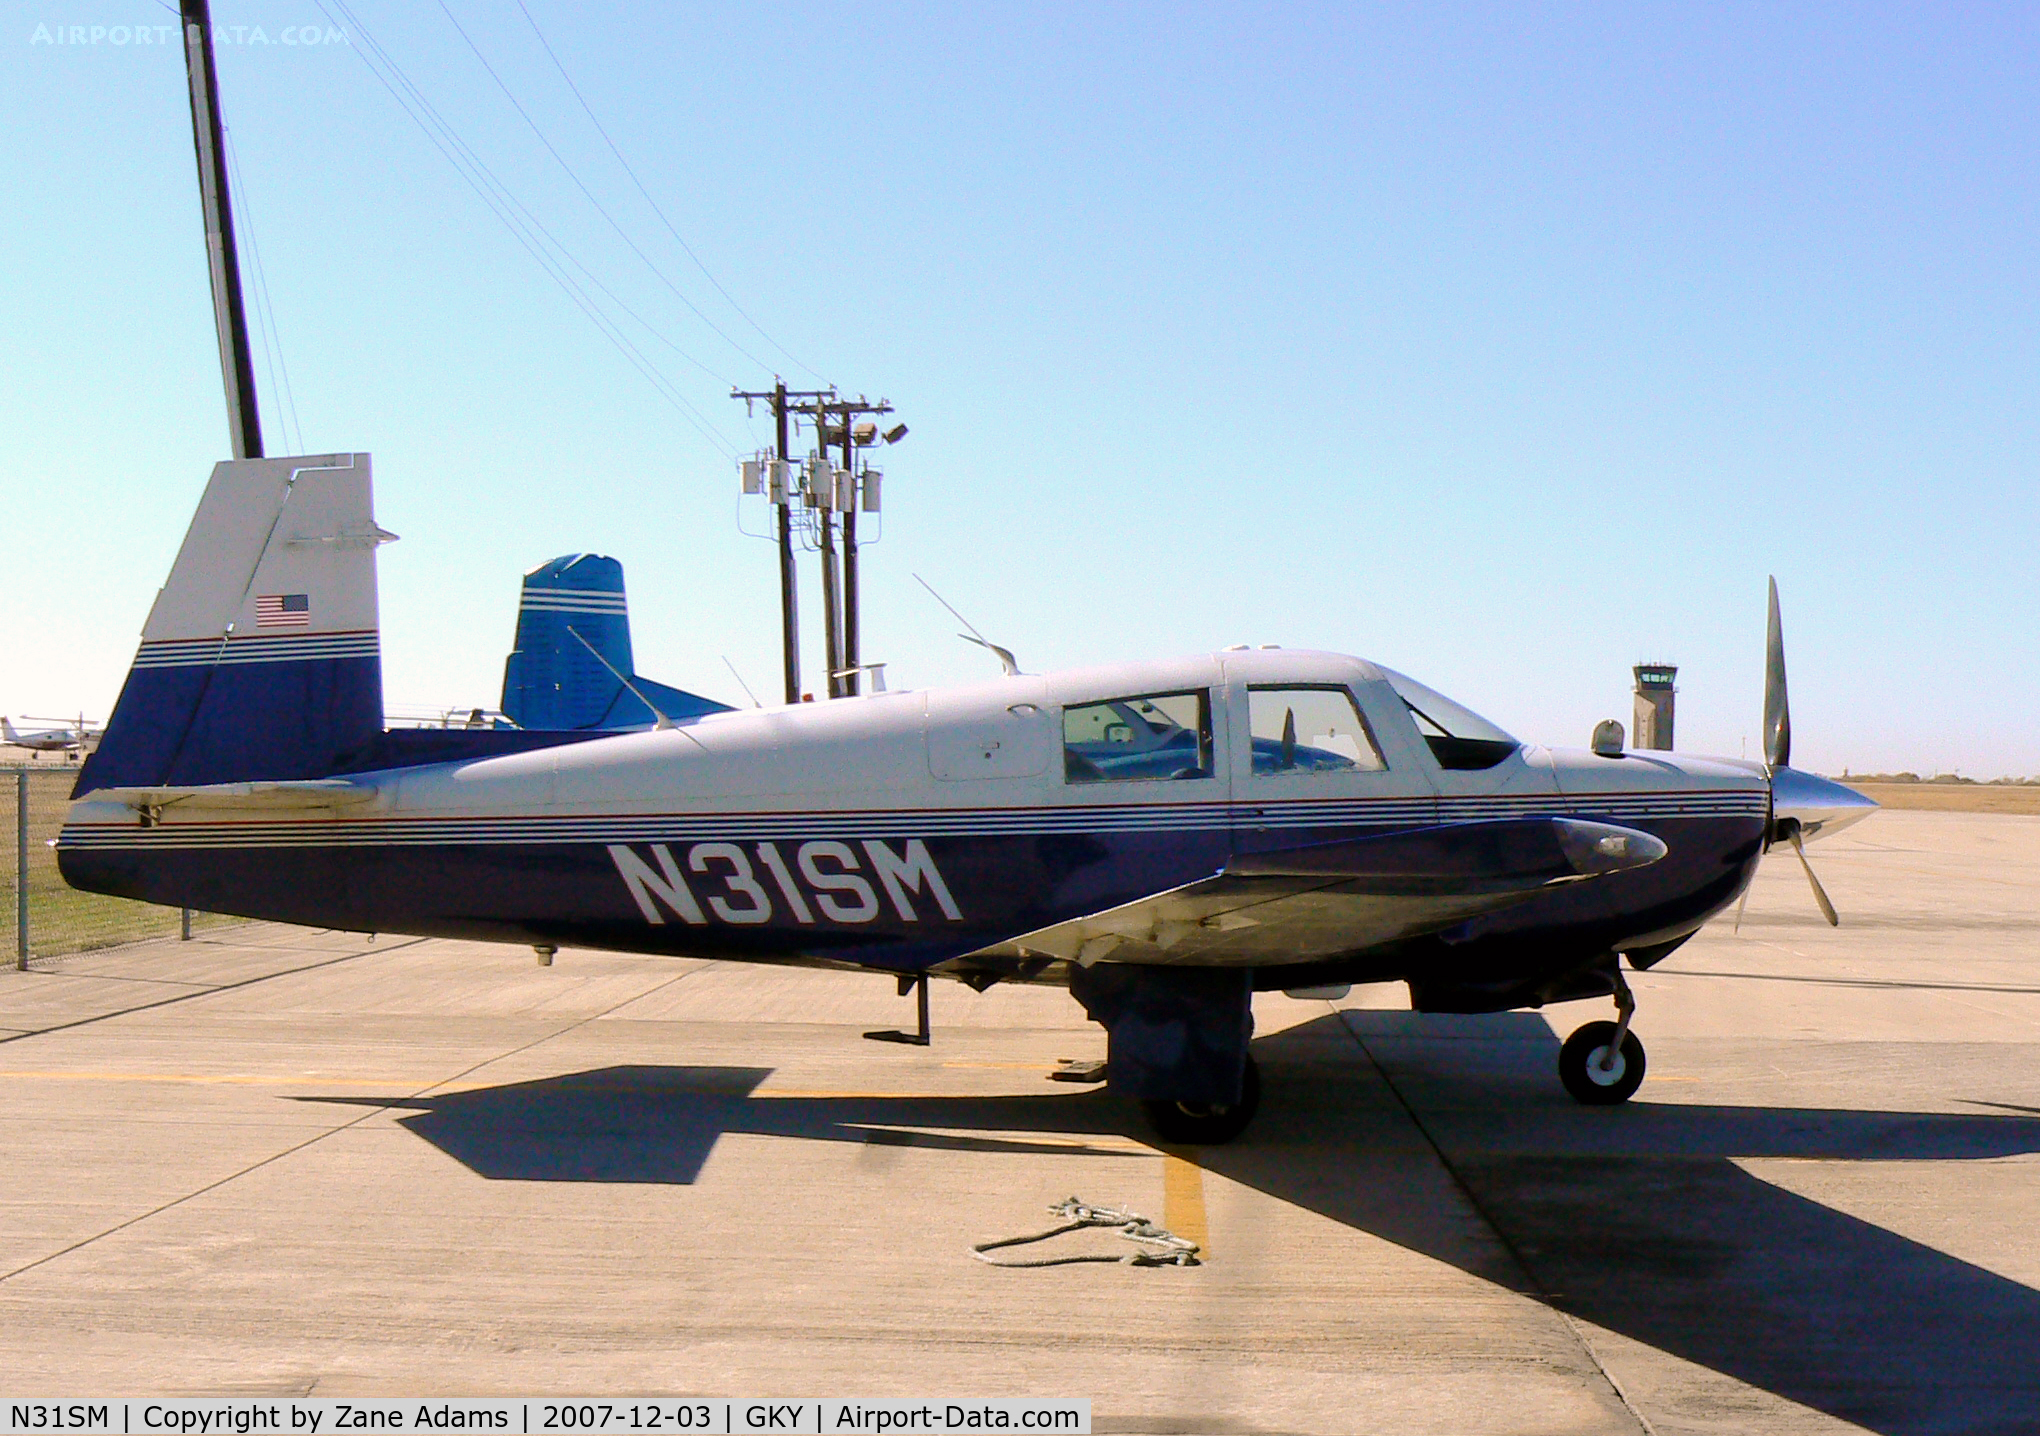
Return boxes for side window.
[1248,686,1385,775]
[1063,690,1213,784]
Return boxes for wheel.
[1559,1021,1646,1105]
[1140,1054,1261,1145]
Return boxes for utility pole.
[802,396,894,696]
[733,381,833,703]
[815,451,843,699]
[840,410,860,695]
[736,387,901,702]
[179,0,262,459]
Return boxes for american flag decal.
[255,594,311,628]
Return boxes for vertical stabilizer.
[500,555,730,729]
[75,453,390,793]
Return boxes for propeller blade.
[1733,882,1751,935]
[1762,575,1795,775]
[1786,827,1839,927]
[1764,576,1791,770]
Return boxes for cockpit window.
[1063,690,1213,783]
[1247,686,1385,775]
[1377,667,1520,771]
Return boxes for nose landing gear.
[1559,968,1647,1105]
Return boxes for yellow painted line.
[1163,1152,1210,1260]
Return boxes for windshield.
[1377,667,1520,770]
[1377,668,1516,743]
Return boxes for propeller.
[1786,826,1839,927]
[1746,576,1842,928]
[1764,576,1791,769]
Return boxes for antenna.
[913,574,1020,676]
[721,655,763,709]
[566,626,676,730]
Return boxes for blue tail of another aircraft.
[499,555,730,730]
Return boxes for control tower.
[1633,664,1677,750]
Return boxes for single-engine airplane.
[58,452,1876,1142]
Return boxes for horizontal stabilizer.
[82,778,378,813]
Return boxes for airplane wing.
[958,817,1665,967]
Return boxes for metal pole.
[817,497,842,700]
[179,0,262,460]
[841,418,860,696]
[181,907,193,941]
[16,770,29,971]
[773,380,800,704]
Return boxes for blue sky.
[4,2,2036,775]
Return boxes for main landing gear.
[1558,968,1647,1105]
[1141,1054,1261,1145]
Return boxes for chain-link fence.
[5,765,244,967]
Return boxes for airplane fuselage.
[60,650,1791,1011]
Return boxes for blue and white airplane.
[58,452,1875,1142]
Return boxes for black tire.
[1141,1054,1262,1145]
[1559,1021,1646,1105]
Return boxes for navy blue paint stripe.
[133,633,381,670]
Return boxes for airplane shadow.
[298,1014,2040,1434]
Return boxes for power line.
[221,126,305,454]
[318,0,714,411]
[311,0,741,456]
[511,0,825,383]
[433,0,775,377]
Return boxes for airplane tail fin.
[1,717,22,744]
[499,555,729,729]
[74,453,391,795]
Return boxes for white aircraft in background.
[3,715,101,758]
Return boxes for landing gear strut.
[1141,1054,1261,1145]
[1559,968,1646,1105]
